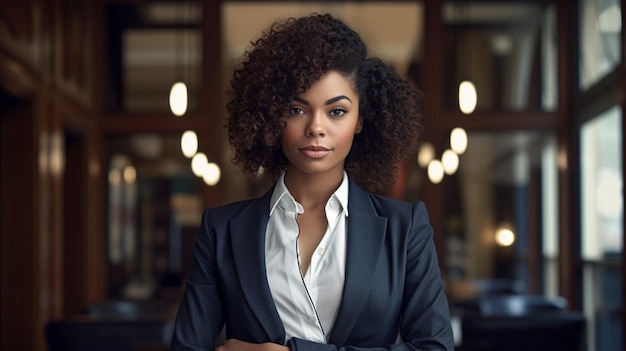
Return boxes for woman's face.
[280,70,362,179]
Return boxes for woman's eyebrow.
[292,95,353,106]
[293,96,309,105]
[325,95,352,105]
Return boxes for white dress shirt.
[265,172,349,344]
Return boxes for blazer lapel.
[329,183,388,345]
[229,189,286,344]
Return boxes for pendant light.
[458,80,477,114]
[457,2,477,115]
[169,1,188,116]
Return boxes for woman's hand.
[217,339,290,351]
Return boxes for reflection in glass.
[580,105,623,351]
[581,106,623,259]
[443,2,557,111]
[107,134,203,299]
[579,0,622,90]
[445,131,558,300]
[106,2,202,114]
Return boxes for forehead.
[297,70,358,98]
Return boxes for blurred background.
[0,1,623,350]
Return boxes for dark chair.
[46,317,174,351]
[84,299,178,320]
[453,294,567,316]
[470,279,525,296]
[483,294,565,316]
[453,295,586,351]
[457,312,586,351]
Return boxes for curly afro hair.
[227,13,422,194]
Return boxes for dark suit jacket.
[171,179,454,351]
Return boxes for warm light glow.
[427,159,444,184]
[89,160,100,177]
[557,146,568,171]
[202,162,221,186]
[450,128,468,154]
[50,133,65,176]
[169,81,188,116]
[123,165,136,184]
[417,142,435,168]
[458,80,477,114]
[191,152,208,177]
[495,227,516,247]
[181,130,198,158]
[108,169,121,185]
[441,150,459,175]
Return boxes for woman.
[171,13,454,351]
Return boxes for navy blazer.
[171,179,454,351]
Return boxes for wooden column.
[200,0,223,208]
[556,0,577,309]
[421,0,447,272]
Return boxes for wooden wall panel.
[1,1,102,350]
[54,0,94,105]
[0,0,37,65]
[0,99,39,351]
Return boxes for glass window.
[580,105,623,351]
[578,0,622,90]
[442,2,558,112]
[106,2,202,114]
[107,133,204,299]
[440,130,558,300]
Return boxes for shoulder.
[201,188,273,227]
[349,180,430,226]
[368,192,430,224]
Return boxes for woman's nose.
[305,113,326,137]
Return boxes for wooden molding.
[0,48,39,98]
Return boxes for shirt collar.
[269,172,350,217]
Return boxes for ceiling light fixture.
[169,1,188,116]
[457,3,477,114]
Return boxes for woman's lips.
[300,146,330,159]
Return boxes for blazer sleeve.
[171,209,225,351]
[288,201,454,351]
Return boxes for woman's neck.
[283,169,343,209]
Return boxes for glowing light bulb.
[191,152,208,177]
[181,130,198,158]
[169,82,188,116]
[458,80,477,114]
[450,128,468,154]
[442,150,459,175]
[417,142,435,168]
[202,162,221,186]
[495,227,516,247]
[427,159,444,184]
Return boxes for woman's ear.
[355,118,363,134]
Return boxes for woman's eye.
[289,107,305,115]
[330,108,347,117]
